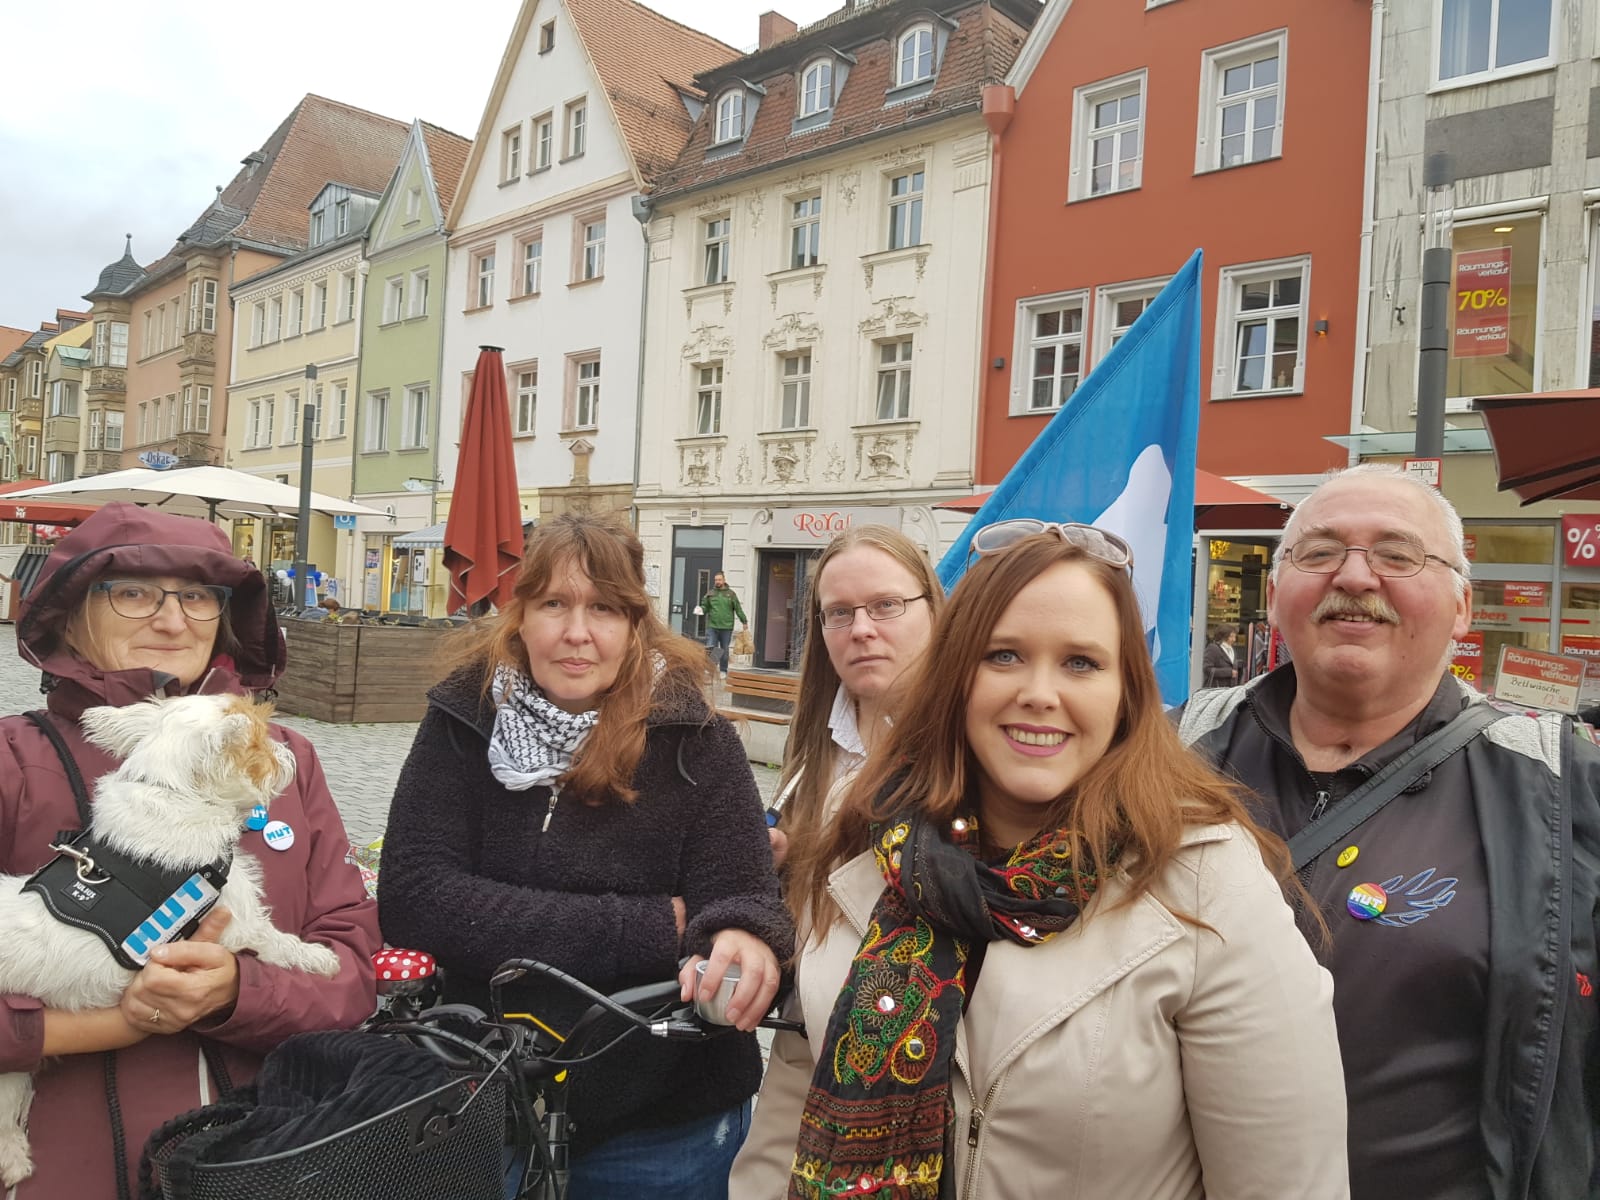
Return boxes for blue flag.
[938,250,1203,705]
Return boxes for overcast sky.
[0,0,841,331]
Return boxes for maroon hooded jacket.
[0,503,380,1198]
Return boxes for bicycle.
[141,954,801,1200]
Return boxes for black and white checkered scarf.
[486,664,599,791]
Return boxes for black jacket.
[377,666,793,1154]
[1180,667,1600,1200]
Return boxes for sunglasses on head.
[970,519,1134,571]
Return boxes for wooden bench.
[721,669,800,724]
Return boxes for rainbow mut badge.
[1347,882,1388,921]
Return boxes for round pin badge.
[245,805,270,832]
[1335,845,1360,868]
[1347,882,1387,920]
[261,819,296,852]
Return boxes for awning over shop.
[1471,389,1600,505]
[392,522,448,549]
[1322,428,1494,456]
[0,481,100,526]
[934,469,1292,530]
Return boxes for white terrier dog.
[0,692,341,1187]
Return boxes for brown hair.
[777,525,943,868]
[440,512,709,803]
[788,531,1291,931]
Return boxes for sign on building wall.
[1562,635,1600,706]
[1452,247,1512,358]
[1503,581,1547,606]
[1562,514,1600,567]
[1449,632,1483,691]
[759,506,902,549]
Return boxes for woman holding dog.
[730,520,1348,1198]
[0,502,381,1199]
[378,512,791,1200]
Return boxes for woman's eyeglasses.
[970,519,1134,571]
[92,580,232,621]
[818,595,928,630]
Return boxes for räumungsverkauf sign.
[1492,644,1585,714]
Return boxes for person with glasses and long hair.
[768,526,942,870]
[732,519,1347,1199]
[0,503,379,1199]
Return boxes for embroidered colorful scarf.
[789,812,1106,1199]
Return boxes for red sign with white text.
[1563,636,1600,704]
[1494,645,1585,713]
[1449,632,1484,691]
[1503,581,1547,606]
[1463,533,1478,562]
[1453,247,1512,358]
[1563,515,1600,568]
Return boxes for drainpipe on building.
[1347,0,1386,465]
[629,193,653,532]
[974,83,1015,492]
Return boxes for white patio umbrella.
[5,466,383,522]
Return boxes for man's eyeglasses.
[92,579,232,621]
[819,595,928,630]
[970,519,1134,571]
[1283,539,1460,579]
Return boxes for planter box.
[275,618,451,723]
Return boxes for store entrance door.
[670,526,724,641]
[755,549,819,670]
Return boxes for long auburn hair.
[788,531,1291,931]
[778,525,943,860]
[440,512,709,803]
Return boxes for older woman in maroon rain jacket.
[0,502,380,1199]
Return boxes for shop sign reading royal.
[1453,247,1512,358]
[761,506,899,548]
[1492,645,1586,714]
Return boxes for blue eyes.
[982,649,1103,673]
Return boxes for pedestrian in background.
[700,571,747,677]
[1202,622,1239,687]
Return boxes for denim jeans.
[705,626,734,673]
[505,1101,751,1200]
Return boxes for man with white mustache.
[1179,463,1600,1200]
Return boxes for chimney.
[758,10,798,49]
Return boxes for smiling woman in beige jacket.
[731,523,1348,1200]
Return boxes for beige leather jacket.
[731,822,1349,1200]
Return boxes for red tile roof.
[420,122,473,214]
[0,326,29,360]
[652,0,1035,197]
[565,0,739,182]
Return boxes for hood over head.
[18,502,284,697]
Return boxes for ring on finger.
[148,1008,162,1026]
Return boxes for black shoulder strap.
[25,709,92,829]
[1288,702,1502,870]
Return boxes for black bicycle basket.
[140,1029,508,1200]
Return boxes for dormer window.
[335,199,350,236]
[310,210,325,245]
[800,60,833,117]
[896,24,935,86]
[714,91,745,144]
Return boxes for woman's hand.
[119,907,241,1034]
[678,928,781,1033]
[768,826,790,869]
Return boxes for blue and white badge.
[262,820,295,852]
[246,805,270,832]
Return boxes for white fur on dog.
[0,693,340,1186]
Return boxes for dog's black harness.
[20,711,231,970]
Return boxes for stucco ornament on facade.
[681,323,733,362]
[762,312,823,350]
[746,193,765,228]
[736,445,752,485]
[824,442,846,482]
[859,296,927,335]
[836,170,861,210]
[856,424,915,481]
[680,442,724,487]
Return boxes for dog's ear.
[81,699,166,758]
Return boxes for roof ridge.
[417,118,473,144]
[298,92,412,132]
[570,0,739,59]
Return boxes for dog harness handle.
[25,710,92,828]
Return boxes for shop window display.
[1447,218,1539,400]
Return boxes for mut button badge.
[1347,883,1387,921]
[245,805,269,832]
[262,820,295,852]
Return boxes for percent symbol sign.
[1569,524,1600,562]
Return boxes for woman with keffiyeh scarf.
[730,524,1348,1199]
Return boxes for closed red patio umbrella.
[444,345,524,613]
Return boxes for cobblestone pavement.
[0,625,781,845]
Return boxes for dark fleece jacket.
[377,665,793,1155]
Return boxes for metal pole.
[293,364,317,608]
[1416,152,1454,461]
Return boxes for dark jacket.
[377,665,793,1155]
[1201,640,1238,688]
[0,502,381,1199]
[1180,667,1600,1200]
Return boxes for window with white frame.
[365,391,389,451]
[184,384,211,432]
[473,249,496,308]
[250,302,266,347]
[887,170,925,249]
[779,352,812,428]
[565,99,587,158]
[26,360,41,398]
[539,19,555,52]
[571,356,600,429]
[1198,32,1285,172]
[267,296,282,342]
[105,409,123,450]
[581,218,606,281]
[311,384,325,440]
[88,409,103,448]
[518,233,544,296]
[1019,294,1087,412]
[896,24,935,86]
[288,289,304,336]
[409,269,430,317]
[514,366,538,436]
[1214,257,1309,398]
[501,124,523,182]
[163,393,178,438]
[49,380,78,417]
[180,385,193,431]
[714,91,745,144]
[790,194,822,268]
[703,216,731,284]
[110,322,128,366]
[800,60,833,117]
[401,385,429,449]
[138,401,151,445]
[1072,70,1146,200]
[311,281,328,330]
[384,277,404,323]
[22,435,37,476]
[340,271,358,322]
[143,311,154,356]
[335,198,350,237]
[2,378,13,409]
[875,338,913,420]
[1436,0,1552,85]
[533,114,554,171]
[332,383,348,437]
[405,187,423,223]
[1092,278,1168,365]
[695,362,723,434]
[46,452,73,482]
[281,389,301,444]
[93,322,108,366]
[310,210,326,246]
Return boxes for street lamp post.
[293,363,318,608]
[1416,151,1455,461]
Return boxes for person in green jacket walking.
[700,572,748,676]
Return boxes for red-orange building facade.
[978,0,1373,488]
